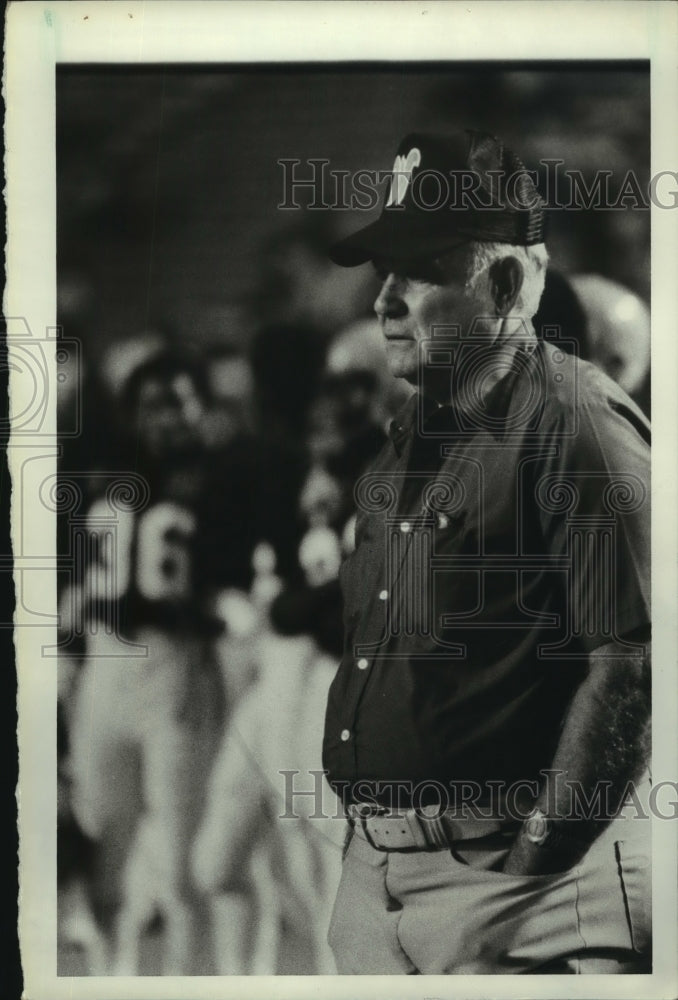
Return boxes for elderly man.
[322,131,651,974]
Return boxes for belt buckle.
[410,805,452,849]
[404,809,434,849]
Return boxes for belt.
[347,803,512,852]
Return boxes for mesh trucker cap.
[330,130,546,266]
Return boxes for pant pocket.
[342,823,354,861]
[449,842,575,884]
[614,839,651,957]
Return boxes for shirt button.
[379,589,388,601]
[400,521,411,533]
[357,657,369,670]
[340,729,351,741]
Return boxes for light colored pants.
[69,628,225,905]
[191,634,344,975]
[328,812,651,974]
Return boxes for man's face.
[135,370,205,457]
[372,245,493,386]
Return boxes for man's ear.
[489,256,524,316]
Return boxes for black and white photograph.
[6,3,678,998]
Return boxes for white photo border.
[6,2,678,998]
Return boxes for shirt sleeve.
[537,376,651,654]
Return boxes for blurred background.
[57,62,650,356]
[55,62,651,977]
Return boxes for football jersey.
[64,439,259,640]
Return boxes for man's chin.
[385,345,417,383]
[387,364,417,386]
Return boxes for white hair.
[464,240,549,320]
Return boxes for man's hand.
[501,824,590,877]
[501,635,651,877]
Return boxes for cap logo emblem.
[386,147,421,206]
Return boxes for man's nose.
[374,273,407,319]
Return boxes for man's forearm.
[502,638,651,875]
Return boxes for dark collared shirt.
[323,340,651,805]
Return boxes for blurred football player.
[189,324,405,974]
[570,273,650,402]
[324,316,414,433]
[63,331,258,974]
[191,625,344,975]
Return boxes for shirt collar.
[388,393,453,456]
[388,394,422,456]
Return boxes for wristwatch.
[522,807,590,851]
[523,807,551,846]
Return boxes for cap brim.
[329,210,476,267]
